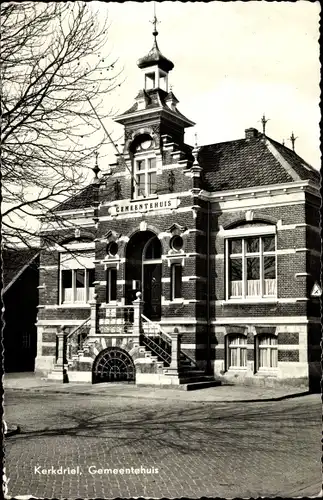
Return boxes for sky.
[91,0,321,170]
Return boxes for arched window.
[143,236,161,260]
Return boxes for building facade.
[35,29,321,390]
[3,248,39,372]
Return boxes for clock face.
[140,139,152,150]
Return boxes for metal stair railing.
[66,317,91,360]
[100,304,134,334]
[141,314,198,369]
[140,333,171,366]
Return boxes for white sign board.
[109,197,180,216]
[311,282,322,297]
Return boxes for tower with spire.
[114,11,195,154]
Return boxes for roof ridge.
[200,138,245,149]
[263,137,301,182]
[268,136,318,173]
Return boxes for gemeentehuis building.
[36,26,321,390]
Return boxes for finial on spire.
[150,2,160,41]
[92,151,100,182]
[289,132,298,152]
[194,132,198,148]
[259,113,270,135]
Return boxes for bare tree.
[1,1,122,248]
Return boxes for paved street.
[4,389,321,499]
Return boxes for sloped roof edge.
[3,251,39,294]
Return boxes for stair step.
[183,380,221,391]
[178,375,215,384]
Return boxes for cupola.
[137,15,174,92]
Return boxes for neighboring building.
[3,248,39,372]
[35,26,321,390]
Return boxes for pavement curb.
[4,385,312,403]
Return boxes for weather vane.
[260,113,270,135]
[289,132,298,152]
[150,2,160,40]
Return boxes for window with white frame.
[227,335,247,368]
[227,234,276,299]
[257,335,278,369]
[106,268,117,303]
[171,263,182,300]
[60,252,95,304]
[134,157,157,198]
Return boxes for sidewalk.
[3,372,312,403]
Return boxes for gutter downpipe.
[206,199,211,374]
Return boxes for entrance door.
[125,231,162,321]
[143,263,161,320]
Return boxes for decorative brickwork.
[35,35,320,389]
[278,350,299,362]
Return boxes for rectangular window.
[227,235,276,299]
[60,252,94,304]
[228,335,247,368]
[75,269,85,302]
[258,335,278,368]
[88,268,95,302]
[62,270,73,303]
[136,172,146,197]
[148,172,157,194]
[134,157,157,198]
[171,264,182,300]
[106,268,117,303]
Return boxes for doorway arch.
[125,230,162,320]
[92,347,135,383]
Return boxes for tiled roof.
[268,138,320,184]
[53,184,98,212]
[3,248,39,291]
[137,40,174,72]
[199,133,319,191]
[119,89,194,126]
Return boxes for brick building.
[35,28,321,390]
[3,248,39,372]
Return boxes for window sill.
[255,369,278,376]
[170,298,184,304]
[58,303,91,308]
[227,367,248,372]
[133,194,158,202]
[221,298,278,305]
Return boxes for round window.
[107,241,118,256]
[170,235,183,251]
[140,139,152,150]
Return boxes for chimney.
[245,128,259,139]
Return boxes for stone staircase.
[48,309,220,390]
[141,316,219,390]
